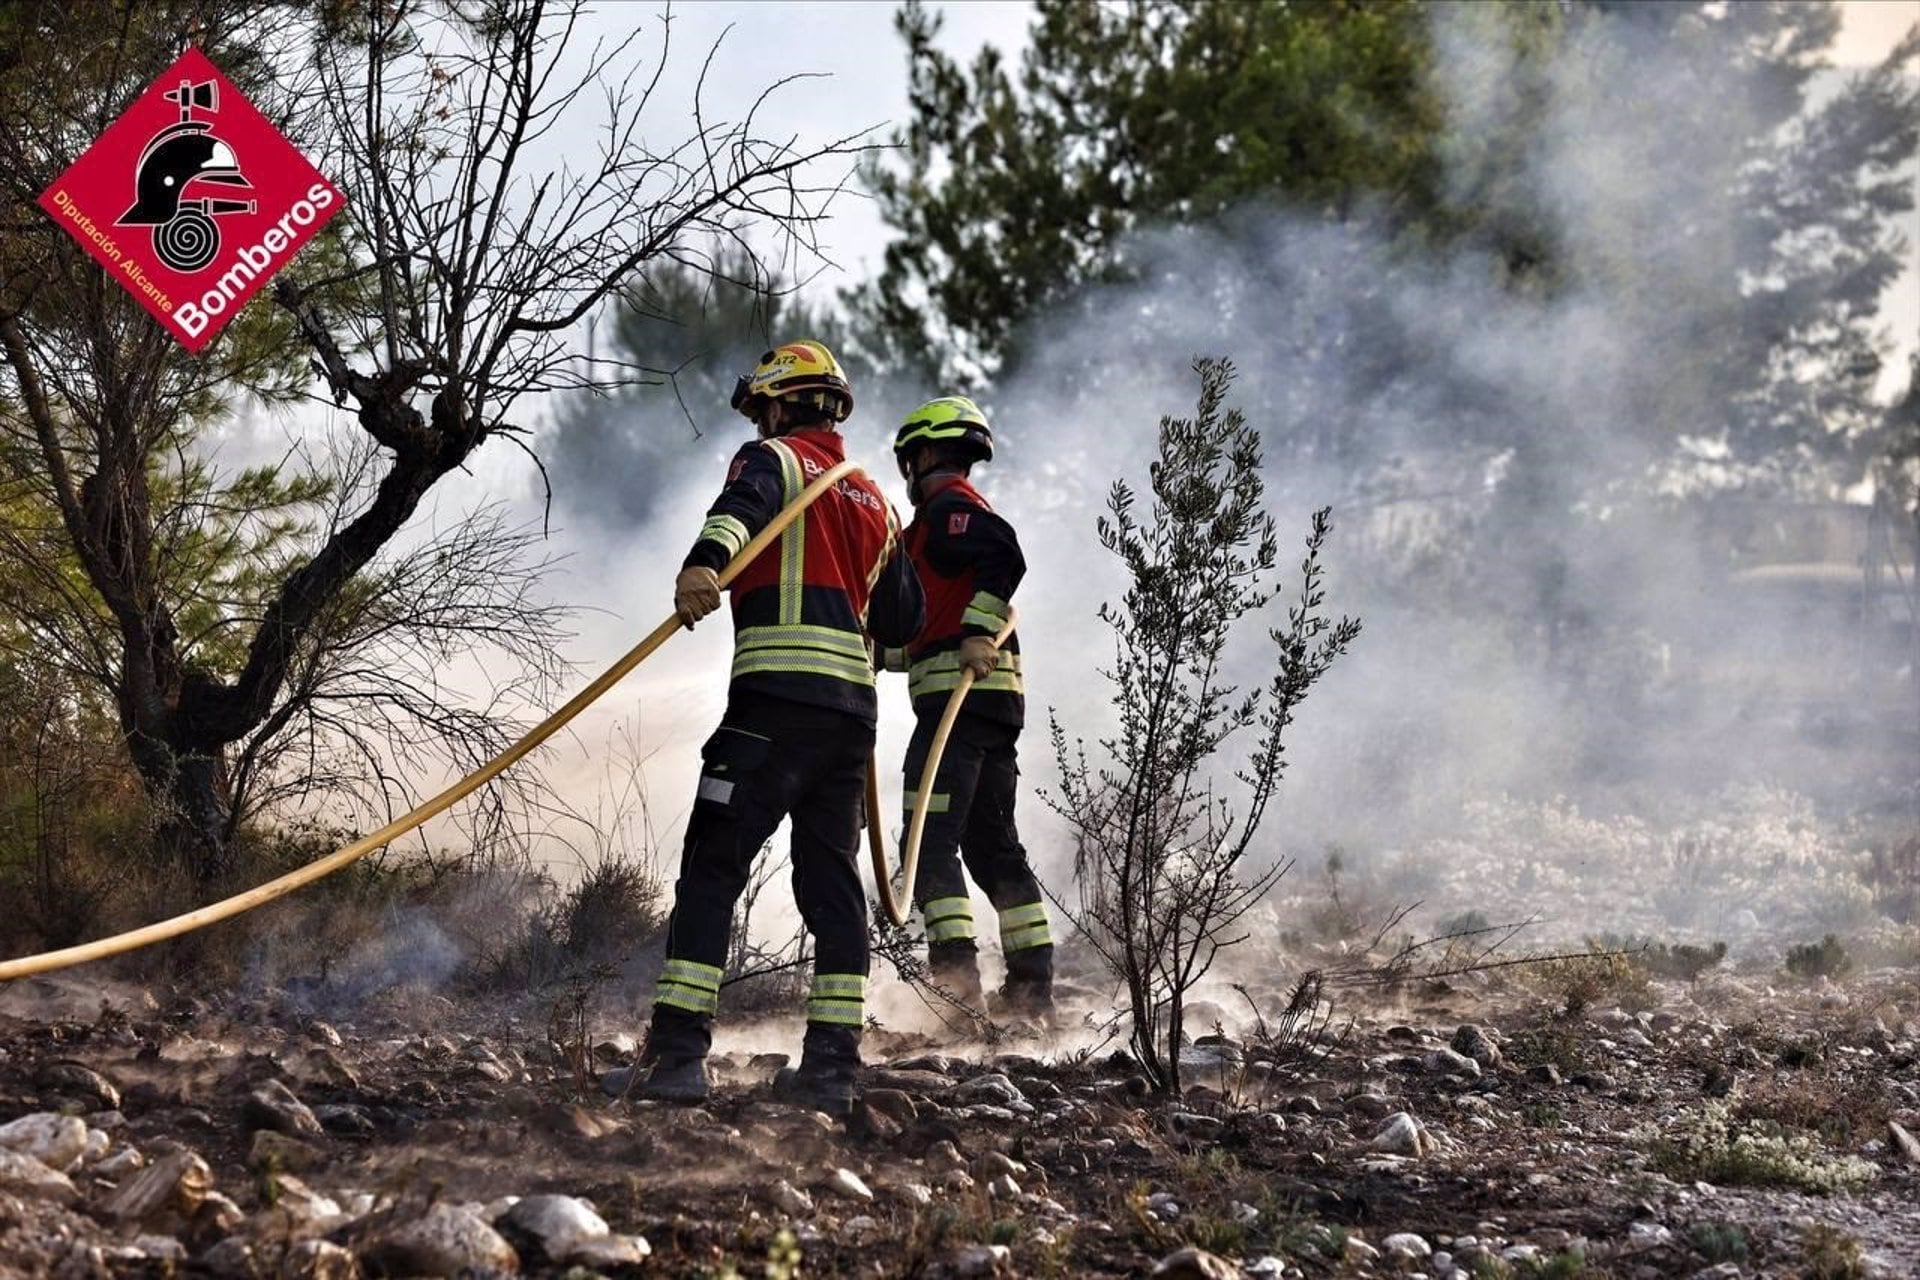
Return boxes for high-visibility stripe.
[765,440,806,625]
[963,590,1012,632]
[909,650,1025,677]
[922,895,975,943]
[968,590,1011,620]
[902,791,950,814]
[655,956,724,1015]
[807,972,866,1026]
[999,902,1051,952]
[997,903,1047,930]
[732,654,876,686]
[907,649,1023,700]
[656,985,718,1014]
[927,917,975,943]
[697,513,751,559]
[910,668,1023,699]
[735,624,872,661]
[734,652,871,679]
[1003,923,1051,952]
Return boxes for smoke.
[528,5,1916,963]
[966,6,1913,858]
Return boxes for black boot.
[604,1006,712,1104]
[634,1054,710,1103]
[995,944,1055,1021]
[927,940,985,1007]
[773,1023,861,1119]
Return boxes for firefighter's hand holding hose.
[958,634,1001,679]
[674,565,722,627]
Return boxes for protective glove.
[674,565,722,628]
[959,635,1001,680]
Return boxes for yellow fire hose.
[869,610,1017,927]
[0,460,865,982]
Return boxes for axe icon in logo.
[116,77,256,272]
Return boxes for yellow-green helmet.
[893,395,994,464]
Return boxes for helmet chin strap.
[908,462,963,506]
[756,401,786,440]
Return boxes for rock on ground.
[566,1233,652,1265]
[36,1062,121,1110]
[243,1080,324,1136]
[359,1203,519,1275]
[1151,1245,1243,1278]
[1369,1111,1435,1157]
[101,1150,211,1226]
[500,1193,609,1261]
[0,1114,87,1172]
[0,1149,77,1205]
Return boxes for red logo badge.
[37,48,344,353]
[948,512,971,535]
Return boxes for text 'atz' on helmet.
[730,341,854,423]
[894,395,994,464]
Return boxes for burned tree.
[0,0,875,880]
[1046,357,1359,1093]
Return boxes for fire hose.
[869,607,1016,928]
[0,459,1012,981]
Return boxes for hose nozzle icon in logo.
[116,79,256,272]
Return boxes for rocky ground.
[0,954,1917,1280]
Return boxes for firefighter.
[884,396,1053,1016]
[613,340,923,1117]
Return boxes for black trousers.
[649,695,873,1063]
[903,711,1053,986]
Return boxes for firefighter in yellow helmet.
[881,395,1053,1016]
[612,341,923,1117]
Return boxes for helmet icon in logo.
[117,78,256,272]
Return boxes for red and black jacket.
[894,474,1025,728]
[684,429,922,727]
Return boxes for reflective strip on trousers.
[922,895,975,943]
[808,972,866,1026]
[901,791,950,814]
[998,901,1052,952]
[655,957,724,1015]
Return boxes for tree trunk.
[122,707,236,884]
[158,749,234,883]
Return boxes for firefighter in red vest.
[612,341,923,1116]
[885,396,1053,1016]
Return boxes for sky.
[596,0,1918,382]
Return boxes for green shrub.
[1801,1224,1867,1280]
[1687,1222,1748,1264]
[1596,933,1728,980]
[1785,934,1852,980]
[1641,1101,1877,1193]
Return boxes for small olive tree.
[1046,356,1360,1094]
